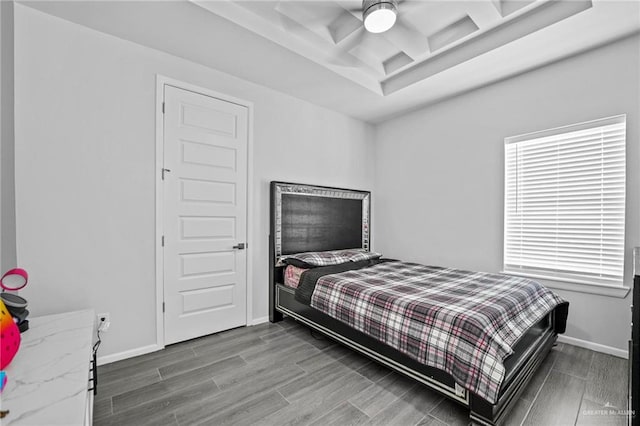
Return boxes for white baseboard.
[97,319,269,366]
[250,316,269,326]
[97,344,163,366]
[557,335,628,359]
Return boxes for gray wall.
[0,0,17,272]
[373,35,640,352]
[14,5,374,360]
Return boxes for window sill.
[500,271,631,298]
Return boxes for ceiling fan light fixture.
[363,0,398,34]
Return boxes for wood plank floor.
[94,318,628,426]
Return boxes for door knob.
[233,243,246,250]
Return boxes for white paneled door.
[163,85,248,345]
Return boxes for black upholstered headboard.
[269,181,371,267]
[268,181,371,322]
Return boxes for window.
[504,115,626,287]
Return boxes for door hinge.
[162,102,165,114]
[161,235,165,247]
[162,302,165,313]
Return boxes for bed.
[268,181,569,426]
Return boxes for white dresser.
[1,309,96,426]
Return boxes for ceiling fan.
[274,0,428,67]
[329,0,429,65]
[361,0,400,33]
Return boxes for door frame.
[155,75,254,348]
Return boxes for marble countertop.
[1,309,95,425]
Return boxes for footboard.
[273,282,558,426]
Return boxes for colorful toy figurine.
[0,297,21,370]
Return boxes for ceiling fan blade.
[326,27,367,67]
[273,1,365,67]
[327,9,363,44]
[337,26,367,52]
[385,19,430,59]
[333,0,365,15]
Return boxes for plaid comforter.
[309,261,566,403]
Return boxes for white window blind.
[504,115,626,287]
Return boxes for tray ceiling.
[19,0,640,122]
[194,0,598,95]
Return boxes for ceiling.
[20,0,640,122]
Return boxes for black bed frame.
[268,181,561,426]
